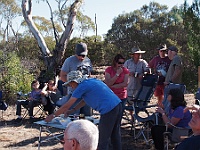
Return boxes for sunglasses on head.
[78,55,86,58]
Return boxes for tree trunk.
[21,0,83,77]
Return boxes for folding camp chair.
[124,74,158,144]
[17,92,47,119]
[164,122,192,150]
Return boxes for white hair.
[65,120,99,150]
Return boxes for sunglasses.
[78,55,86,58]
[118,61,124,64]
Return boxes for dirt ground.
[0,94,195,150]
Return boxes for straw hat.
[130,47,146,54]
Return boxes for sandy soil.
[0,94,195,150]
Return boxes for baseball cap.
[168,46,178,52]
[75,43,88,55]
[157,44,167,51]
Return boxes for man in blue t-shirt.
[45,70,122,150]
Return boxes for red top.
[105,66,129,99]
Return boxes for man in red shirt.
[149,44,171,106]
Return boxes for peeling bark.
[21,0,83,75]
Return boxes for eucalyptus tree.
[21,0,95,79]
[0,0,21,42]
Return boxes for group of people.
[14,42,200,150]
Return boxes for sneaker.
[14,117,22,123]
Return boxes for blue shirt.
[72,78,121,114]
[29,89,42,100]
[168,106,191,127]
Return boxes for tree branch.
[21,0,51,61]
[46,0,59,45]
[56,0,83,64]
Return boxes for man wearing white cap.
[149,44,171,106]
[45,70,123,150]
[124,47,149,100]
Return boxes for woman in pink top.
[105,54,129,109]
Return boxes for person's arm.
[184,104,200,113]
[143,60,150,73]
[156,107,180,126]
[60,70,67,82]
[45,96,77,122]
[171,65,182,82]
[66,100,86,115]
[104,72,119,87]
[27,92,33,101]
[110,74,129,88]
[41,83,48,96]
[54,75,59,88]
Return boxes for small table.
[34,116,99,150]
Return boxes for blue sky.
[30,0,193,37]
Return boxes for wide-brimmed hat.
[157,44,167,51]
[130,47,146,54]
[63,70,88,86]
[75,43,88,55]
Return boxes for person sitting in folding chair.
[151,88,191,150]
[41,76,63,114]
[15,80,42,122]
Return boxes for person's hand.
[164,82,169,86]
[158,102,164,108]
[157,71,162,76]
[184,104,200,113]
[129,72,134,77]
[45,114,54,122]
[138,74,143,79]
[116,67,123,75]
[156,107,165,114]
[64,109,73,118]
[27,97,33,101]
